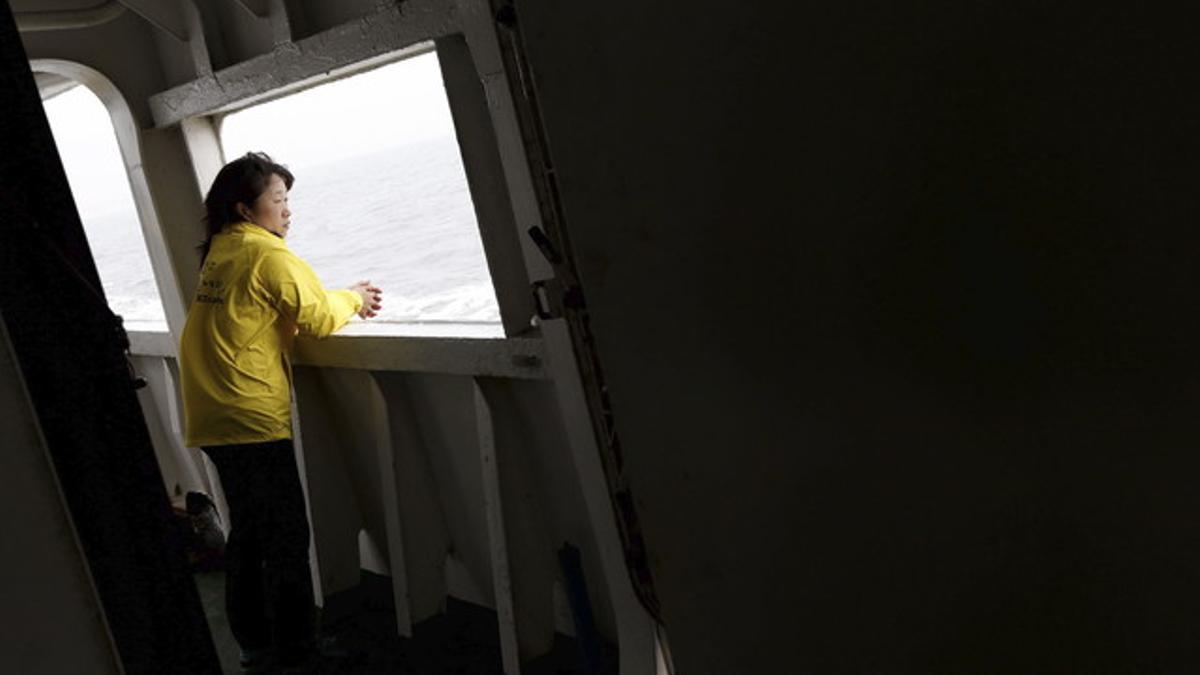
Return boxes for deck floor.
[193,568,607,674]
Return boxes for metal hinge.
[528,225,583,320]
[530,277,584,320]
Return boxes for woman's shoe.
[278,635,366,673]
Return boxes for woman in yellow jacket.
[179,152,381,671]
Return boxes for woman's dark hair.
[199,152,294,264]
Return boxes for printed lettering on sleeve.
[196,276,225,304]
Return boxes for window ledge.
[127,328,174,358]
[293,330,547,379]
[127,324,544,379]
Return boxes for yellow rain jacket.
[179,222,363,447]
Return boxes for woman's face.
[240,173,291,238]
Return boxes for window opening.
[42,84,168,331]
[219,49,503,338]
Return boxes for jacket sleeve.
[256,249,364,338]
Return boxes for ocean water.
[82,136,503,335]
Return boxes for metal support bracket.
[116,0,188,42]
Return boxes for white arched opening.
[31,58,186,336]
[31,59,215,512]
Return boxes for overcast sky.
[220,50,456,168]
[43,50,455,219]
[44,85,135,218]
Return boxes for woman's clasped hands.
[350,280,383,319]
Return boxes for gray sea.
[83,136,503,336]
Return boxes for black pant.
[202,439,315,660]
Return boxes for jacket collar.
[226,221,284,245]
